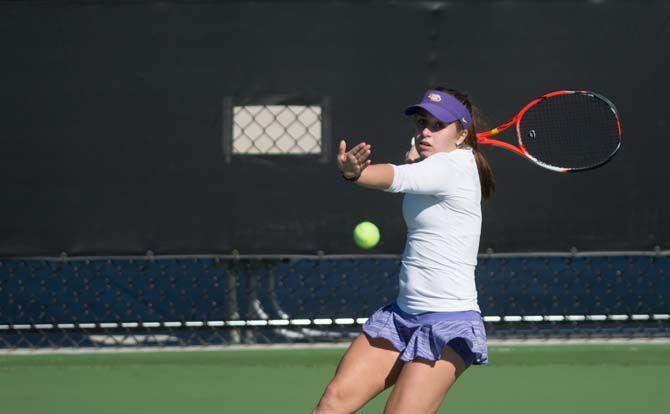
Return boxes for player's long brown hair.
[433,86,495,200]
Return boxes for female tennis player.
[313,87,495,414]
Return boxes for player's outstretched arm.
[355,164,394,190]
[336,139,393,191]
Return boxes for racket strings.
[518,93,620,170]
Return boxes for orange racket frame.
[476,90,622,172]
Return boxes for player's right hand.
[405,136,421,163]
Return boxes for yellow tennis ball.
[353,221,380,249]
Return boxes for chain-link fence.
[1,253,669,349]
[222,97,331,163]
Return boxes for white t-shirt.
[386,149,482,314]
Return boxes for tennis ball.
[353,221,380,249]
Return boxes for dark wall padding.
[1,1,667,255]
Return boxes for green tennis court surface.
[1,344,669,413]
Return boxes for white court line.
[4,314,667,330]
[1,338,670,356]
[10,250,670,261]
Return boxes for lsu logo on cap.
[427,93,442,102]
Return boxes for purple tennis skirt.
[362,302,488,367]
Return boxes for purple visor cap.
[404,90,472,128]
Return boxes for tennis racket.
[476,90,621,172]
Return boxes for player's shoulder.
[429,149,474,165]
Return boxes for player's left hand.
[337,140,371,179]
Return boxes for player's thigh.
[315,333,403,412]
[384,345,467,414]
